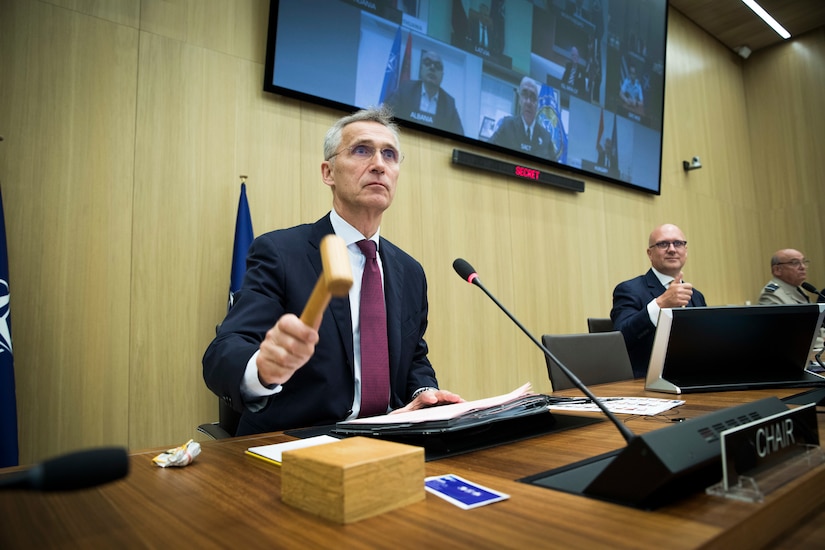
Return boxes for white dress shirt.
[241,209,383,418]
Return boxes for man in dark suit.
[561,47,585,93]
[385,50,464,135]
[490,76,558,160]
[596,137,618,176]
[610,224,707,378]
[203,107,463,435]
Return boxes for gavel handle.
[299,275,331,330]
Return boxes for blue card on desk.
[425,474,509,509]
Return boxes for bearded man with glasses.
[610,223,707,377]
[384,50,465,136]
[203,106,462,436]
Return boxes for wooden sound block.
[281,436,425,524]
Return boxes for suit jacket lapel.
[644,269,665,301]
[310,215,354,368]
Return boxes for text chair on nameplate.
[587,317,614,333]
[541,331,635,391]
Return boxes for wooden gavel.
[299,235,354,329]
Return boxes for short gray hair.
[323,106,401,161]
[518,76,539,97]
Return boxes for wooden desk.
[2,382,825,549]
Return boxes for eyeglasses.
[328,144,403,165]
[421,58,443,71]
[649,240,687,250]
[775,259,810,268]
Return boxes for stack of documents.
[334,383,551,435]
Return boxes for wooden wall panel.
[658,12,754,307]
[140,0,269,62]
[0,0,137,459]
[130,31,254,448]
[0,1,823,462]
[746,29,825,274]
[44,0,140,27]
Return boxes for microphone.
[454,258,796,509]
[801,282,825,301]
[452,258,635,444]
[0,447,129,491]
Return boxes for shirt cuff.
[242,350,283,399]
[647,299,661,327]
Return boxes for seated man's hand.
[656,271,694,308]
[390,389,464,414]
[256,314,319,386]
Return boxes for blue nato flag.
[0,186,17,467]
[379,26,402,105]
[228,182,254,312]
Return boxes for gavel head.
[320,235,353,296]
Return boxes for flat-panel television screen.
[264,0,668,194]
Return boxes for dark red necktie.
[356,239,389,416]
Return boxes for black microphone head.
[801,282,820,294]
[29,447,129,491]
[453,258,478,283]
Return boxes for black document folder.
[333,394,554,436]
[330,391,602,460]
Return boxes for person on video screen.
[561,47,585,93]
[489,76,557,160]
[385,50,464,136]
[596,137,618,176]
[620,65,644,112]
[585,39,601,103]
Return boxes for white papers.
[547,397,684,416]
[339,383,534,426]
[246,435,339,465]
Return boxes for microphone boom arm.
[456,261,635,444]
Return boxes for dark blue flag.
[228,183,253,312]
[0,187,18,468]
[451,0,470,47]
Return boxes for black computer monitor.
[645,304,825,394]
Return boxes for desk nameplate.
[708,403,824,502]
